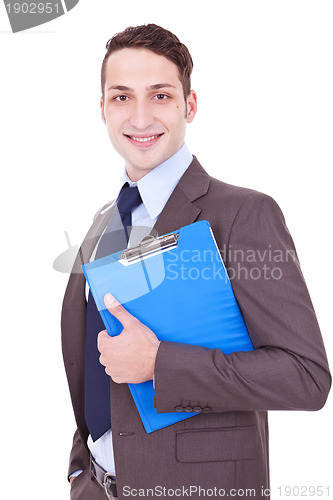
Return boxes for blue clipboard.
[82,220,253,433]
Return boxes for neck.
[125,164,157,182]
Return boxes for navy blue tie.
[85,183,142,441]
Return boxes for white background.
[0,1,332,498]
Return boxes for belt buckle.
[103,473,117,500]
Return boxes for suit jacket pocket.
[176,426,258,463]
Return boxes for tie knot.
[117,183,142,215]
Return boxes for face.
[101,48,197,181]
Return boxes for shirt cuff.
[153,340,161,389]
[69,469,83,481]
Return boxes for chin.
[132,154,162,172]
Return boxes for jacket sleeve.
[67,428,90,481]
[154,193,331,413]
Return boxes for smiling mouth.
[124,133,164,145]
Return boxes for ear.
[186,90,197,124]
[100,97,106,123]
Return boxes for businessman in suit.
[62,24,331,499]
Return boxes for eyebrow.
[107,85,134,92]
[107,83,177,92]
[149,83,177,90]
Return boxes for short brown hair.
[101,24,193,101]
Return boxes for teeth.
[130,135,160,143]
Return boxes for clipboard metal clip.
[120,233,179,263]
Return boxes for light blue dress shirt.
[74,143,193,477]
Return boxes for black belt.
[90,455,118,499]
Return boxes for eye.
[114,95,129,102]
[154,94,169,101]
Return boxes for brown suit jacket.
[62,157,331,499]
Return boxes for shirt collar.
[119,143,193,220]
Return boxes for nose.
[129,99,154,130]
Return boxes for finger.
[104,293,136,327]
[97,329,109,353]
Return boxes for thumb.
[104,293,135,327]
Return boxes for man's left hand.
[97,293,160,384]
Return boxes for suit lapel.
[62,202,118,440]
[152,156,210,236]
[71,203,116,274]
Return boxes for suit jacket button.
[175,405,184,412]
[202,406,212,413]
[184,406,193,412]
[193,406,202,412]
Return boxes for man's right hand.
[69,476,76,486]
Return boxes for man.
[62,24,331,499]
